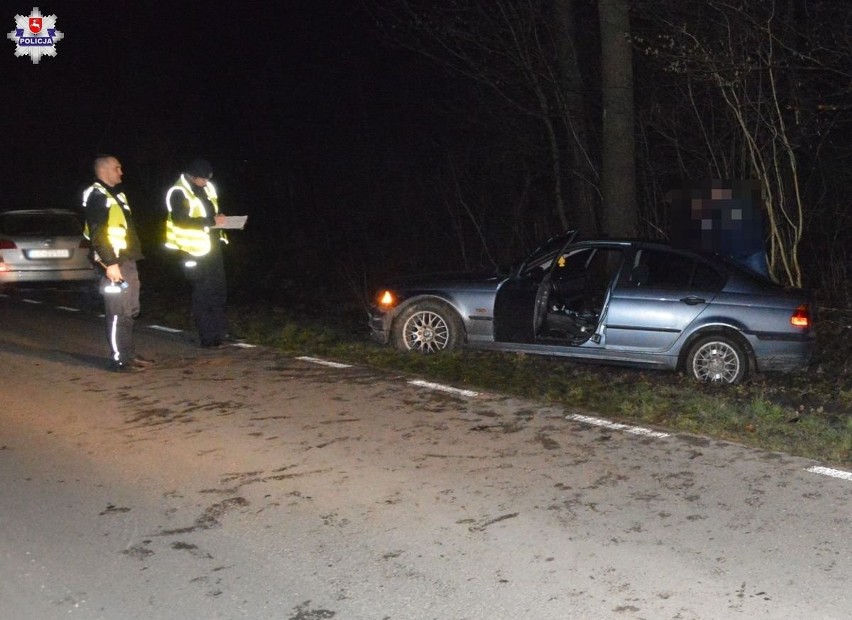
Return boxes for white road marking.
[567,413,670,438]
[296,356,352,369]
[55,306,81,312]
[21,298,43,304]
[146,324,255,347]
[806,466,852,481]
[148,325,183,333]
[408,379,479,398]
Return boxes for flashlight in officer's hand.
[96,259,127,293]
[104,279,128,294]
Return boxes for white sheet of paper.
[212,215,248,230]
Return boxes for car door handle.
[680,296,706,305]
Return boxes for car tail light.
[0,239,11,271]
[790,304,811,328]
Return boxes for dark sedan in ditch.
[368,233,815,384]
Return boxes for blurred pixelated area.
[668,180,769,276]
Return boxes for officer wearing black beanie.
[165,159,238,347]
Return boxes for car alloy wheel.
[687,335,747,384]
[392,301,463,353]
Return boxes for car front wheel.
[686,335,747,384]
[392,301,463,353]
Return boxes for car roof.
[576,237,736,256]
[573,237,676,250]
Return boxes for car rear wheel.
[686,335,747,384]
[392,301,463,353]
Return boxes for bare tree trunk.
[598,0,637,237]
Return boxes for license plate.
[27,248,71,259]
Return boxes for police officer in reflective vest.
[165,159,232,347]
[82,155,149,372]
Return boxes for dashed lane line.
[568,414,850,483]
[148,325,184,333]
[806,466,852,481]
[296,356,352,369]
[408,379,480,398]
[567,413,670,439]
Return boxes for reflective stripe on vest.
[165,175,220,256]
[82,183,130,256]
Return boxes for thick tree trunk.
[553,0,600,236]
[598,0,637,237]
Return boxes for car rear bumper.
[750,336,815,373]
[0,268,98,284]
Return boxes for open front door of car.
[493,232,577,344]
[535,245,627,345]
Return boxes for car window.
[554,247,623,279]
[549,247,624,311]
[691,260,725,290]
[630,249,724,291]
[519,233,575,277]
[0,213,83,237]
[553,248,593,277]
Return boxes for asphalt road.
[1,288,850,619]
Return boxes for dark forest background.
[3,1,850,311]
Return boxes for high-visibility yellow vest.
[165,175,222,256]
[82,182,130,257]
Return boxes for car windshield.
[0,213,82,237]
[519,232,575,276]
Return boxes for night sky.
[4,3,849,306]
[2,2,425,210]
[3,2,464,293]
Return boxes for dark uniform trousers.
[101,260,140,364]
[183,241,228,344]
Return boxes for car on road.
[0,209,98,288]
[368,232,815,384]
